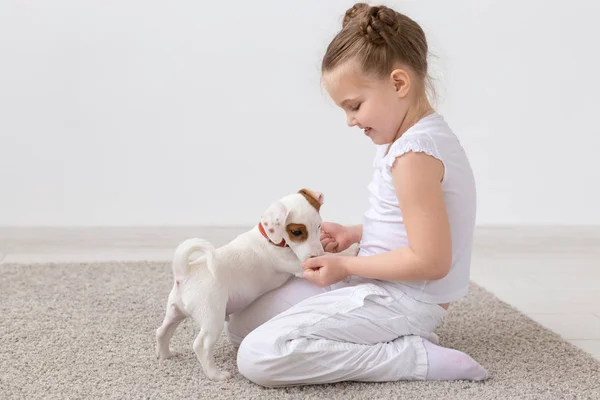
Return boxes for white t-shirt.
[357,112,476,304]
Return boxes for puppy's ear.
[260,200,289,244]
[298,188,324,211]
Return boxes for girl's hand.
[320,222,355,253]
[301,255,350,287]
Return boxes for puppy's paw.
[207,369,232,381]
[338,242,360,257]
[156,345,178,359]
[349,242,360,256]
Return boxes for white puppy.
[156,188,354,381]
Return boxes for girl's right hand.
[320,222,355,253]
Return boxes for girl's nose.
[346,115,357,127]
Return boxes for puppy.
[156,188,354,381]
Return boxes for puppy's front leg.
[336,242,360,257]
[335,243,360,283]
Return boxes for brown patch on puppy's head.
[286,223,308,243]
[298,188,324,212]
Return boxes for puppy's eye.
[291,230,302,237]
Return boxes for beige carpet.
[1,262,599,400]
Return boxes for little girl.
[226,3,489,386]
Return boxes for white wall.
[1,0,599,227]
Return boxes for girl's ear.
[390,68,411,98]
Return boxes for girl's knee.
[237,327,294,387]
[236,331,282,387]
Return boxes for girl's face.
[323,63,411,145]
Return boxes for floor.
[1,225,599,362]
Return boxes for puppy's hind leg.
[192,302,231,381]
[156,284,186,359]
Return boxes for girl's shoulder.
[381,112,455,168]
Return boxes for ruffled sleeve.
[382,133,443,168]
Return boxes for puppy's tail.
[172,238,216,285]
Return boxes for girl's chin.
[369,136,392,145]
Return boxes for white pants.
[226,276,448,387]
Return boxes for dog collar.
[257,222,289,247]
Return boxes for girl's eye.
[351,104,361,111]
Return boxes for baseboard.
[1,225,599,255]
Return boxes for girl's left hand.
[301,255,350,287]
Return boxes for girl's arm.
[346,152,452,281]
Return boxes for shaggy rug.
[1,262,599,399]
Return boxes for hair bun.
[324,3,430,83]
[342,3,370,29]
[356,3,399,45]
